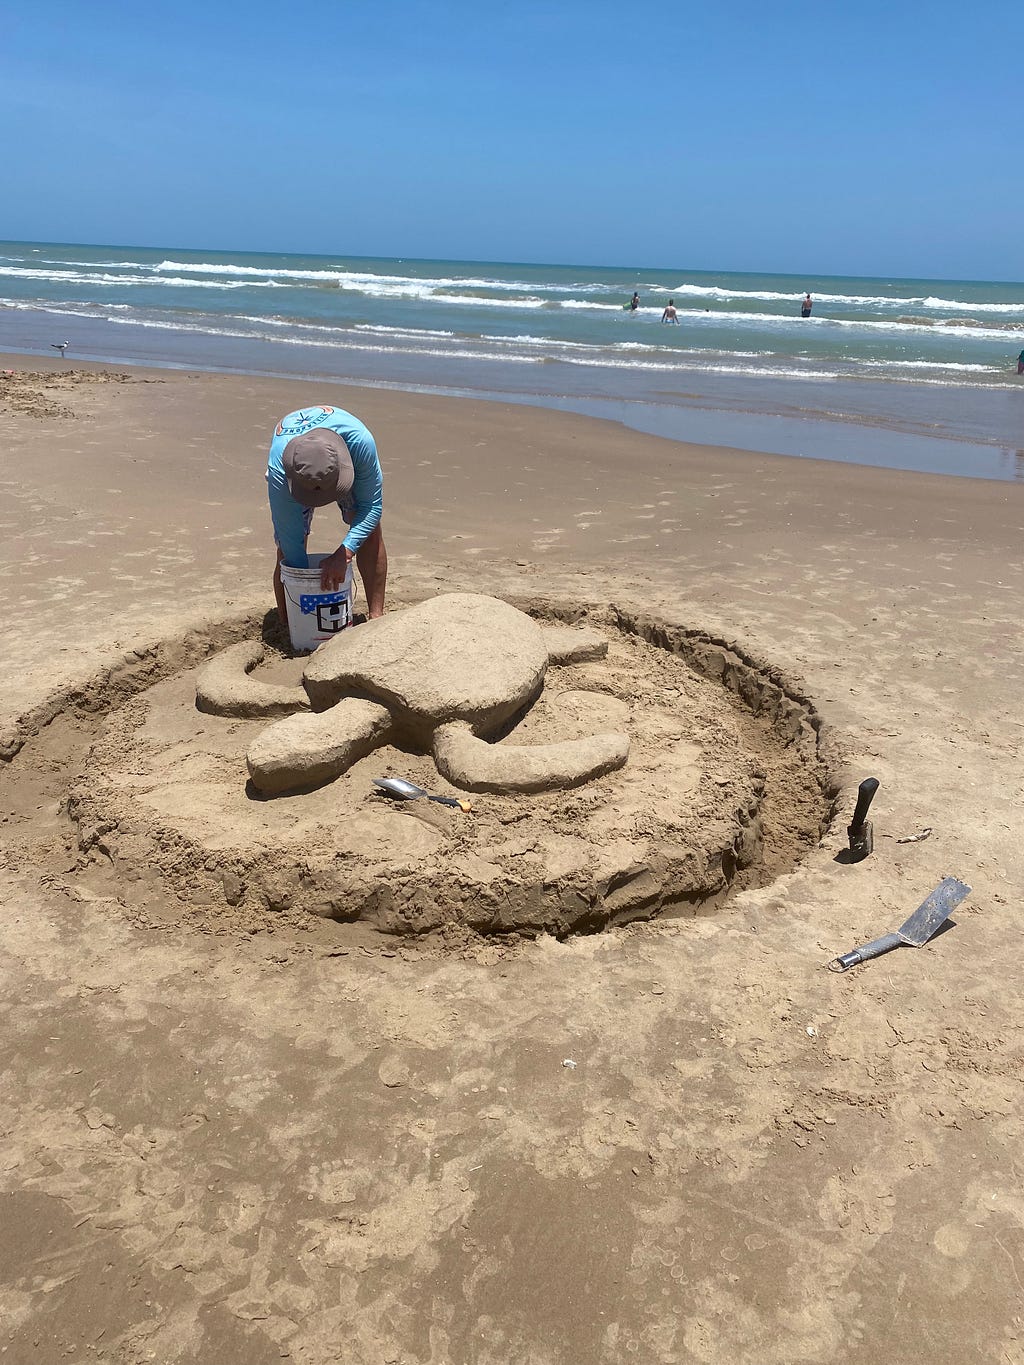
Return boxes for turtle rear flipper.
[433,721,628,794]
[196,641,310,719]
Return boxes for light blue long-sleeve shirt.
[266,406,383,568]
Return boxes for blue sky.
[4,0,1022,278]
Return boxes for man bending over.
[267,405,388,627]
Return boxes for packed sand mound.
[0,367,142,419]
[15,600,833,939]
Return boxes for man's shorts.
[277,494,357,553]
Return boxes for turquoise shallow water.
[2,240,1022,477]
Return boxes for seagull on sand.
[51,341,69,359]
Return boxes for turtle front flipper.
[247,700,393,795]
[433,721,628,794]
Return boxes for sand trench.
[0,598,837,941]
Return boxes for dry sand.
[2,360,1024,1363]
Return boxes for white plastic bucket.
[280,553,356,652]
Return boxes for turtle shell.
[303,593,549,740]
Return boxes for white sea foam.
[0,265,279,290]
[916,296,1024,313]
[152,259,600,295]
[469,333,1014,385]
[266,318,463,345]
[480,332,616,351]
[659,306,1024,342]
[481,333,776,363]
[0,299,108,314]
[353,323,456,338]
[549,352,1014,389]
[103,313,542,364]
[663,282,1024,314]
[431,292,550,309]
[544,353,843,379]
[859,358,998,373]
[559,299,634,312]
[498,294,1024,340]
[32,257,154,271]
[230,315,456,342]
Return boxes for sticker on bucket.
[314,598,351,632]
[300,591,347,615]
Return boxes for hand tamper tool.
[846,777,879,862]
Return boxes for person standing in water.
[629,292,640,312]
[1017,347,1024,375]
[801,293,813,318]
[661,299,679,323]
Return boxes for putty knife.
[372,777,472,812]
[828,875,970,972]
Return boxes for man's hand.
[319,545,353,591]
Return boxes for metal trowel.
[372,777,472,813]
[828,875,971,972]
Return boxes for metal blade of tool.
[828,875,971,971]
[374,777,430,800]
[896,875,971,946]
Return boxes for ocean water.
[2,240,1023,478]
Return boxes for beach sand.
[1,359,1023,1363]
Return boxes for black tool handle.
[426,794,472,812]
[850,777,880,830]
[830,931,901,972]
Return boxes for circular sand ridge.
[47,604,833,939]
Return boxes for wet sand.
[2,358,1023,1363]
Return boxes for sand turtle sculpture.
[243,593,630,796]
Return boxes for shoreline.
[5,237,1022,494]
[3,341,1022,483]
